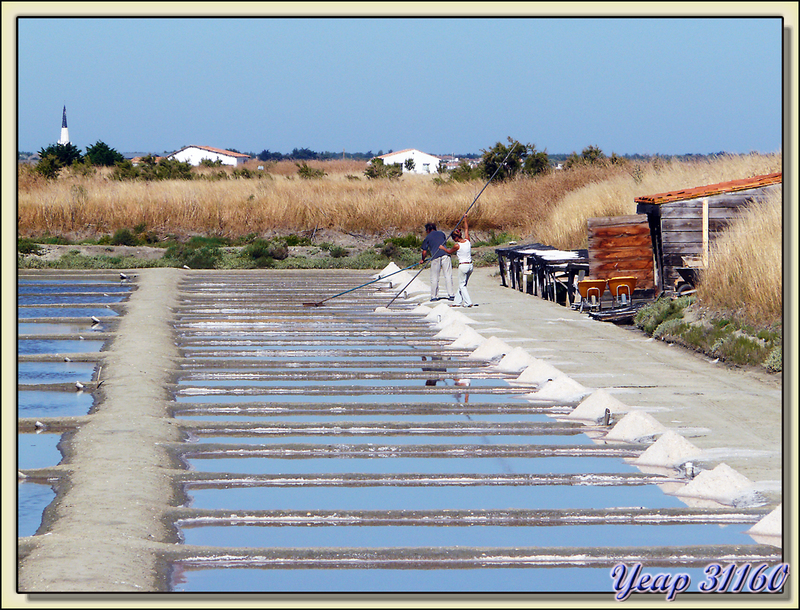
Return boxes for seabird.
[34,421,46,432]
[91,316,101,325]
[183,265,191,270]
[120,272,129,280]
[75,381,85,391]
[64,357,71,362]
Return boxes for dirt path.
[463,267,784,497]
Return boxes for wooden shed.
[634,172,782,294]
[587,214,655,297]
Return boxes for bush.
[296,162,326,179]
[164,242,222,268]
[111,228,138,246]
[635,296,692,335]
[18,238,43,255]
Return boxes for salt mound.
[564,389,630,422]
[434,320,469,340]
[375,262,401,279]
[425,303,470,327]
[450,326,486,349]
[633,430,703,468]
[410,305,432,314]
[511,360,565,386]
[496,347,538,373]
[747,504,782,539]
[675,463,764,507]
[469,336,512,361]
[604,410,667,443]
[373,306,390,313]
[528,376,590,402]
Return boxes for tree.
[364,158,403,180]
[85,140,125,166]
[38,142,83,167]
[564,145,608,169]
[404,158,416,172]
[479,137,550,181]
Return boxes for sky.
[10,5,790,157]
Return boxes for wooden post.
[702,198,709,268]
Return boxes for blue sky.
[14,11,787,157]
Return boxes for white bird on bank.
[35,421,46,433]
[75,381,85,391]
[91,316,101,325]
[120,272,128,280]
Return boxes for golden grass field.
[18,152,783,325]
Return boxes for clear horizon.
[13,11,787,158]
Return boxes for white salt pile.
[495,347,539,373]
[434,320,470,340]
[603,410,667,443]
[468,336,512,361]
[563,388,631,423]
[527,376,590,402]
[673,463,766,508]
[510,360,566,386]
[450,326,487,349]
[746,504,782,544]
[374,262,402,279]
[632,429,704,468]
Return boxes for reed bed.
[18,152,782,249]
[695,187,783,326]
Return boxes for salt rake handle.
[303,259,425,306]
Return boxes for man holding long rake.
[421,222,455,302]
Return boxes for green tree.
[34,154,62,179]
[35,142,83,178]
[564,144,608,169]
[85,140,125,166]
[480,137,550,181]
[404,158,416,172]
[364,158,402,180]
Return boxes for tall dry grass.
[695,187,783,326]
[18,153,782,248]
[541,154,783,249]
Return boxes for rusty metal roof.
[634,172,782,205]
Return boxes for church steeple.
[58,105,70,145]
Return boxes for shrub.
[164,242,222,268]
[296,162,326,179]
[111,228,138,246]
[18,238,43,255]
[763,345,782,372]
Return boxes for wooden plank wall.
[657,185,779,289]
[587,214,654,291]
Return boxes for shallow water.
[18,339,105,355]
[170,565,722,594]
[18,390,94,418]
[18,482,56,538]
[18,322,106,335]
[18,361,97,384]
[186,482,683,512]
[18,434,63,470]
[19,294,126,305]
[180,521,755,550]
[17,307,120,319]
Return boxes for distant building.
[375,149,443,174]
[58,106,70,145]
[168,145,251,167]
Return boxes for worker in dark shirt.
[421,222,454,302]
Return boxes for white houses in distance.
[375,149,444,175]
[168,145,251,167]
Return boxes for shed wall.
[641,184,780,291]
[587,214,655,292]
